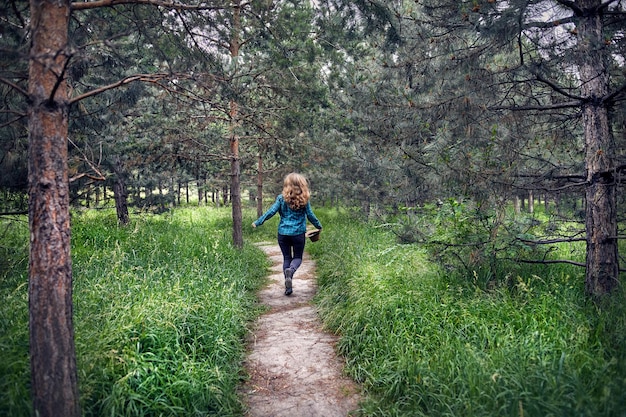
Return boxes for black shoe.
[284,269,293,295]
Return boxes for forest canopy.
[2,0,625,284]
[1,0,625,282]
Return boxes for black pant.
[277,233,306,272]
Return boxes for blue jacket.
[254,195,322,236]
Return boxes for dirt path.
[241,243,361,417]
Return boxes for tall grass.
[0,216,30,414]
[309,208,626,417]
[0,207,269,416]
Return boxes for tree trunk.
[204,175,209,205]
[256,151,264,217]
[176,180,181,206]
[230,105,243,247]
[95,185,100,207]
[197,176,203,206]
[112,161,129,225]
[579,0,619,296]
[229,0,244,249]
[27,0,80,415]
[231,124,243,247]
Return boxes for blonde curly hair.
[282,173,310,210]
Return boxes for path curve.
[241,243,361,417]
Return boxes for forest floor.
[241,243,362,417]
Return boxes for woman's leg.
[288,233,306,272]
[277,233,298,295]
[277,233,293,271]
[277,233,306,272]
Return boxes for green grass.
[0,216,30,414]
[3,206,625,417]
[0,207,269,417]
[309,209,626,417]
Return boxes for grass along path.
[241,242,361,416]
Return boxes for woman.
[252,173,322,295]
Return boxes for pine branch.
[517,258,586,267]
[0,114,27,130]
[71,0,226,11]
[535,74,584,101]
[598,0,621,13]
[605,82,626,104]
[554,0,583,16]
[522,16,576,30]
[67,137,107,183]
[68,73,170,104]
[517,237,586,245]
[0,76,28,97]
[489,100,581,111]
[69,172,106,183]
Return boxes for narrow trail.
[241,243,361,417]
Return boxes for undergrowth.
[309,209,626,417]
[0,207,268,417]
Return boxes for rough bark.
[28,0,80,415]
[578,0,619,296]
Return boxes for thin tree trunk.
[27,0,80,415]
[579,0,619,296]
[229,0,243,248]
[204,175,209,205]
[176,179,181,206]
[197,175,203,206]
[112,160,129,225]
[95,185,100,207]
[257,151,264,217]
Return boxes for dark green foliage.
[387,199,588,290]
[0,0,29,200]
